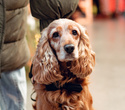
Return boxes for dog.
[30,19,95,110]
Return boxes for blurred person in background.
[0,0,79,110]
[94,0,125,18]
[70,0,93,25]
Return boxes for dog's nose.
[64,44,75,54]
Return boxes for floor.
[27,17,125,110]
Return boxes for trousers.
[0,67,27,110]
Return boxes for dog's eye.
[52,32,60,38]
[72,30,78,36]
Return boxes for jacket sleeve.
[30,0,79,30]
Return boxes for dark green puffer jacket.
[30,0,79,31]
[0,0,30,74]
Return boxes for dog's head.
[48,19,81,62]
[32,19,95,84]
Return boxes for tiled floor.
[27,17,125,110]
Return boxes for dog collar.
[29,64,83,93]
[46,82,82,93]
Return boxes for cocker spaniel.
[30,19,95,110]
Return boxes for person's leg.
[0,67,27,110]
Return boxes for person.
[0,0,79,110]
[30,0,79,31]
[0,0,30,110]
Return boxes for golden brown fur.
[32,19,95,110]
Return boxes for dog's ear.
[32,28,63,84]
[70,25,95,78]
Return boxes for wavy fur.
[32,28,63,84]
[70,24,95,78]
[31,19,95,110]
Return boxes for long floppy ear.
[70,25,95,78]
[32,28,63,85]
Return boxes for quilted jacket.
[0,0,30,74]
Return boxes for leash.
[29,64,33,80]
[29,64,36,102]
[30,91,36,102]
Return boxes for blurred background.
[26,0,125,110]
